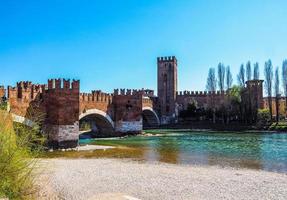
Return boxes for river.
[47,130,287,173]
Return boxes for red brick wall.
[176,91,226,110]
[157,56,177,118]
[8,82,45,117]
[79,91,113,114]
[263,97,287,117]
[45,79,79,125]
[0,86,5,99]
[113,90,143,122]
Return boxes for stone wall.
[115,120,142,133]
[46,122,79,149]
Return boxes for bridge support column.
[46,122,79,149]
[113,92,143,135]
[45,79,80,149]
[115,120,142,135]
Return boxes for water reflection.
[47,131,287,173]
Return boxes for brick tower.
[157,56,178,124]
[45,79,80,149]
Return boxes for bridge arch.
[79,109,115,137]
[142,107,160,128]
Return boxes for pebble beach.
[37,158,287,200]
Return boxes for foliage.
[282,60,287,96]
[253,62,260,80]
[274,67,280,122]
[206,68,217,92]
[269,121,287,131]
[257,109,270,127]
[237,64,245,86]
[282,60,287,112]
[246,61,252,81]
[0,110,45,199]
[217,63,225,91]
[80,121,92,131]
[226,66,233,89]
[229,85,242,103]
[264,59,273,121]
[179,100,206,120]
[0,97,8,111]
[274,67,280,96]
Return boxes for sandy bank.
[37,158,287,200]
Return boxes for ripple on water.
[46,130,287,173]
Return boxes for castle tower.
[44,79,80,149]
[157,56,178,124]
[246,80,264,109]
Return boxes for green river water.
[47,130,287,173]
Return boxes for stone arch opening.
[79,109,114,138]
[142,107,160,129]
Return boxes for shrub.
[269,121,287,131]
[0,110,45,199]
[257,109,270,128]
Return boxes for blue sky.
[0,0,287,93]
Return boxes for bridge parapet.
[8,82,46,100]
[80,90,113,104]
[113,88,142,96]
[113,88,154,96]
[176,90,227,97]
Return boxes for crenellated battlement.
[176,90,228,97]
[7,81,46,100]
[113,88,154,96]
[157,56,177,62]
[80,90,113,103]
[47,79,79,90]
[17,81,32,89]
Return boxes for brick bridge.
[4,79,160,148]
[0,56,267,149]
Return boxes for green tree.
[274,67,280,122]
[253,62,260,80]
[226,66,233,89]
[282,60,287,113]
[257,109,271,127]
[237,64,245,86]
[206,68,217,123]
[264,60,273,121]
[217,63,225,91]
[246,61,252,81]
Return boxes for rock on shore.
[37,158,287,200]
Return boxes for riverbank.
[36,158,287,200]
[155,121,287,132]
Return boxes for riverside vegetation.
[0,103,45,199]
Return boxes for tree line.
[204,59,287,124]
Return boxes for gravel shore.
[37,158,287,200]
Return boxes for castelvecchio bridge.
[0,56,264,148]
